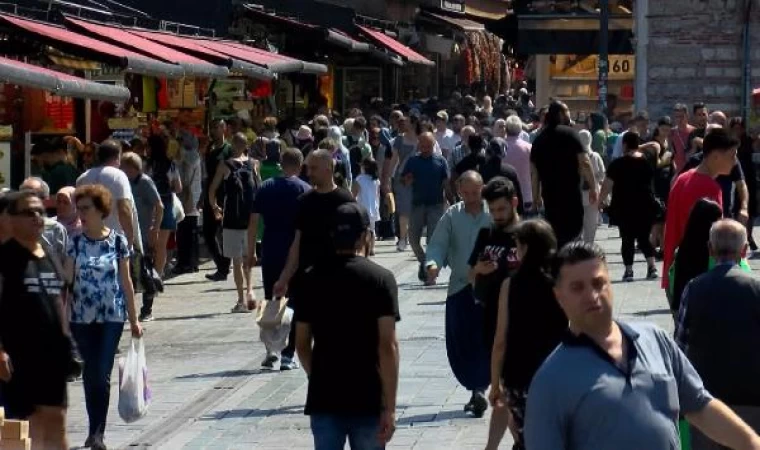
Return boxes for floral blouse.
[66,230,130,323]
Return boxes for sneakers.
[280,357,300,371]
[138,312,154,322]
[646,266,659,280]
[396,240,407,252]
[622,268,634,282]
[261,354,279,370]
[464,391,488,418]
[230,302,251,313]
[205,271,228,282]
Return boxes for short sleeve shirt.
[299,255,400,416]
[130,174,162,244]
[66,231,130,324]
[402,154,449,206]
[525,321,713,450]
[77,166,133,235]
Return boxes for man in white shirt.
[435,111,458,161]
[77,140,141,252]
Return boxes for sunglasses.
[13,207,45,218]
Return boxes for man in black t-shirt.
[0,191,71,448]
[531,102,598,247]
[275,149,355,370]
[296,202,400,448]
[467,177,521,440]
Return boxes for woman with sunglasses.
[0,190,73,449]
[64,184,143,450]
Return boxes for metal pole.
[599,0,609,115]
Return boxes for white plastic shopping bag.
[118,337,151,423]
[259,307,294,354]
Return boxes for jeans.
[409,203,445,264]
[310,414,384,450]
[202,207,230,275]
[70,322,123,438]
[176,215,199,269]
[619,221,655,267]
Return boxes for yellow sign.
[550,55,635,80]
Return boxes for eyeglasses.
[13,207,45,218]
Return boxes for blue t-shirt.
[66,230,130,324]
[402,154,449,206]
[252,175,311,262]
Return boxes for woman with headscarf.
[175,132,202,274]
[578,130,606,243]
[327,125,353,187]
[55,186,82,236]
[589,112,612,164]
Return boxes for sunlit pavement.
[65,225,713,449]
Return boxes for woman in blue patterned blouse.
[64,184,143,450]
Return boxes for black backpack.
[223,159,256,230]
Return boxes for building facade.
[644,0,758,119]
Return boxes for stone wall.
[646,0,759,119]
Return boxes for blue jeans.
[310,414,384,450]
[71,322,124,438]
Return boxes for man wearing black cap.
[296,202,400,449]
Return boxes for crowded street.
[5,1,760,450]
[61,227,672,450]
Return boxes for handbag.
[138,252,163,295]
[256,298,290,329]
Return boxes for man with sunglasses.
[20,177,68,259]
[0,190,72,450]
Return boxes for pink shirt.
[504,136,533,204]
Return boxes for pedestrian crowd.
[1,92,760,450]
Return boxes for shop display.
[342,68,381,113]
[461,30,508,94]
[547,54,635,121]
[0,135,10,189]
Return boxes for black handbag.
[138,251,163,295]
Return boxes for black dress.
[502,267,567,391]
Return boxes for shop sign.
[550,54,634,80]
[440,0,465,14]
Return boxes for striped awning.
[0,56,130,102]
[0,14,184,78]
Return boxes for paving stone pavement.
[63,225,743,450]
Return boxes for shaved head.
[306,149,336,189]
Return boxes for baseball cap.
[332,202,371,248]
[436,110,449,122]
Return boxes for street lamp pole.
[599,0,609,115]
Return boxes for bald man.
[274,148,354,370]
[402,132,452,281]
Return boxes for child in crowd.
[352,158,381,256]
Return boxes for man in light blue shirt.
[425,171,493,417]
[526,241,760,450]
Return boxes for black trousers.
[202,207,229,275]
[176,216,199,270]
[619,221,655,267]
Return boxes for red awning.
[0,14,183,78]
[357,26,435,66]
[0,56,130,102]
[128,29,275,80]
[64,17,229,78]
[195,39,304,73]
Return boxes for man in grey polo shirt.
[525,242,760,450]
